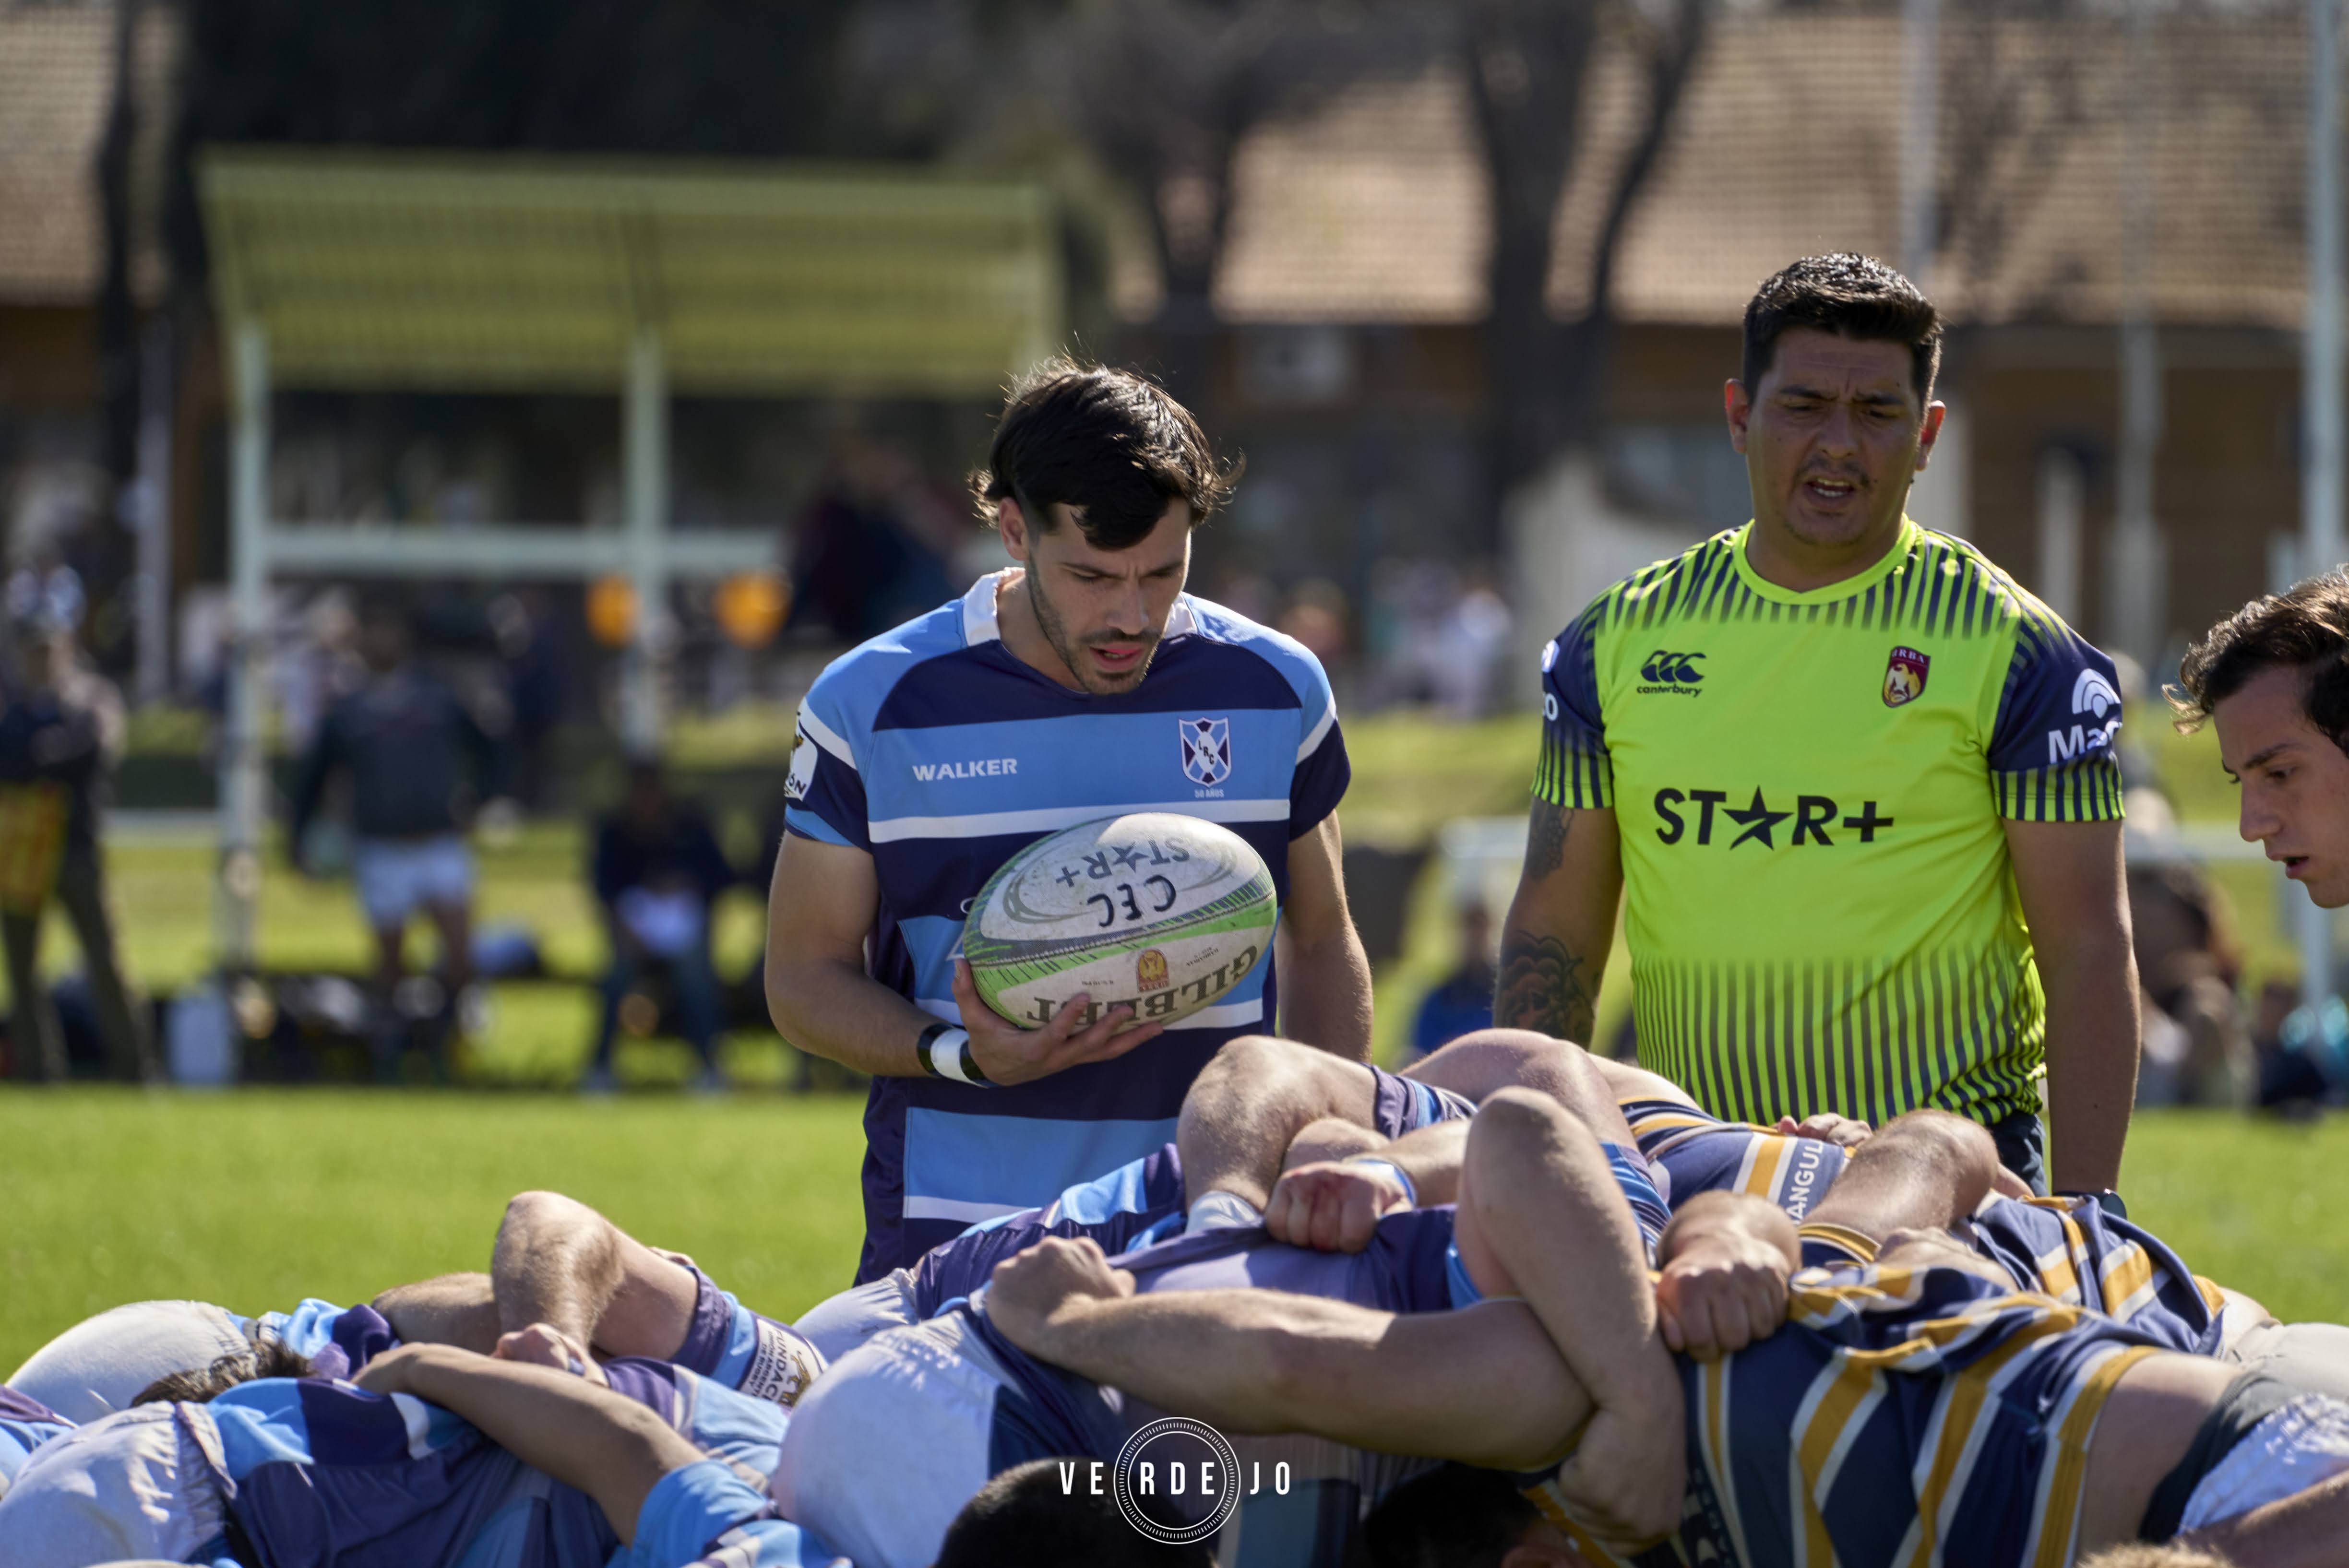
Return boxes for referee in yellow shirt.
[1498,254,2139,1196]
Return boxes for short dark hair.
[1742,253,1943,407]
[2170,570,2349,750]
[133,1341,315,1406]
[971,359,1240,551]
[1360,1464,1541,1568]
[934,1459,1215,1568]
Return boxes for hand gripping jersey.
[1623,1094,2233,1357]
[786,573,1351,1279]
[249,1271,823,1408]
[780,1211,1461,1568]
[1539,521,2125,1129]
[1526,1261,2171,1568]
[0,1361,843,1568]
[1618,1095,1850,1224]
[913,1063,1478,1318]
[795,1063,1484,1369]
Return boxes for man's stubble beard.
[1778,475,1910,554]
[1024,570,1161,695]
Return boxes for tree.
[1465,0,1707,518]
[1052,0,1392,406]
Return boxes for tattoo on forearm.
[1525,798,1571,881]
[1494,929,1597,1043]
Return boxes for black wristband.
[2057,1188,2128,1221]
[914,1020,992,1087]
[915,1020,952,1079]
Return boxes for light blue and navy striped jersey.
[969,1210,1461,1568]
[244,1298,399,1381]
[207,1362,841,1567]
[911,1063,1478,1318]
[786,572,1350,1280]
[246,1284,821,1408]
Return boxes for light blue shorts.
[353,833,474,929]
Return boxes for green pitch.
[7,1091,2349,1380]
[0,1087,868,1377]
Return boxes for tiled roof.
[0,0,177,305]
[1121,7,2311,329]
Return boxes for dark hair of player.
[1742,253,1944,407]
[970,358,1241,551]
[933,1458,1216,1567]
[2170,569,2349,752]
[132,1341,316,1406]
[1358,1463,1542,1568]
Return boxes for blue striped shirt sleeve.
[630,1458,848,1567]
[1280,639,1348,838]
[783,683,869,853]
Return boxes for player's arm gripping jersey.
[1537,520,2124,1130]
[783,575,1350,1280]
[1522,1259,2171,1568]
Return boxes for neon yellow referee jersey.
[1536,519,2124,1128]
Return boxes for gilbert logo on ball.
[962,814,1276,1030]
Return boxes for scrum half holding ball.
[764,360,1372,1282]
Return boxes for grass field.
[0,1088,870,1377]
[7,1091,2349,1380]
[7,707,2349,1380]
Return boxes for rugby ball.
[963,814,1277,1031]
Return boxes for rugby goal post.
[198,148,1061,968]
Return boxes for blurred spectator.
[5,545,83,637]
[1408,901,1496,1062]
[287,600,501,1069]
[583,760,737,1094]
[788,428,952,642]
[2254,981,2348,1113]
[276,589,364,755]
[1428,571,1512,719]
[1278,578,1350,671]
[2125,794,2253,1107]
[489,589,566,811]
[1362,559,1510,715]
[1213,571,1280,628]
[0,622,153,1082]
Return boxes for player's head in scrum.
[972,358,1240,695]
[1727,253,1947,582]
[2173,570,2349,909]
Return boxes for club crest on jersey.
[1180,716,1232,786]
[1136,948,1170,991]
[1883,647,1930,708]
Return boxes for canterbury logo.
[1640,650,1706,685]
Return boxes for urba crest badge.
[1180,716,1231,786]
[1883,647,1930,707]
[1136,948,1169,990]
